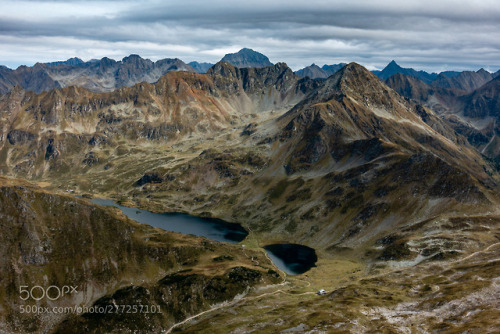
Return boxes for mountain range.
[385,69,500,166]
[2,49,498,95]
[0,48,277,94]
[373,60,439,83]
[0,55,196,94]
[378,60,498,91]
[0,51,499,333]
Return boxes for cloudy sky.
[1,0,499,72]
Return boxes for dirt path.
[455,241,500,263]
[164,287,315,333]
[165,227,318,333]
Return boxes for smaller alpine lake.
[264,244,318,275]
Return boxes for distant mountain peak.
[432,67,494,92]
[296,63,346,79]
[65,57,84,64]
[377,60,437,83]
[45,57,84,67]
[100,56,116,62]
[122,54,146,63]
[220,48,273,68]
[385,60,403,70]
[189,61,214,74]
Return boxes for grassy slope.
[178,215,500,333]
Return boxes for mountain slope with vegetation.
[0,177,280,333]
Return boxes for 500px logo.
[19,285,78,301]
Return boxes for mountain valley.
[0,53,499,333]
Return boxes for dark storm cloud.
[0,0,499,72]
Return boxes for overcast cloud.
[1,0,499,72]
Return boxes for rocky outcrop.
[6,129,35,145]
[135,171,164,186]
[55,267,278,333]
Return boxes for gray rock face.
[220,48,273,68]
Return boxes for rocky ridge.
[0,55,196,94]
[295,63,347,79]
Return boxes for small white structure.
[317,289,326,295]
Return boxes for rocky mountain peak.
[45,57,84,67]
[387,60,400,68]
[295,63,328,79]
[296,63,347,79]
[32,62,47,70]
[272,62,291,72]
[207,61,239,78]
[220,48,273,68]
[308,64,321,71]
[122,54,142,61]
[121,54,153,67]
[206,60,298,95]
[287,62,392,117]
[331,62,381,91]
[98,57,117,67]
[378,60,437,83]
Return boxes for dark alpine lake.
[91,198,248,243]
[264,244,317,275]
